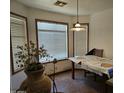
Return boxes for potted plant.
[15,41,51,93]
[15,41,49,71]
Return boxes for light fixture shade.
[71,22,86,31]
[71,27,85,31]
[75,23,81,27]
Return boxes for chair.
[86,48,103,57]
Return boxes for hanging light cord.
[77,0,79,23]
[71,0,86,31]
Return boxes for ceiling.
[16,0,113,16]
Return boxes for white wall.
[72,15,90,23]
[89,8,113,58]
[10,0,28,17]
[10,71,26,90]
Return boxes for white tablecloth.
[69,55,113,78]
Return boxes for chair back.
[86,48,103,57]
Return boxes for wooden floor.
[50,70,113,93]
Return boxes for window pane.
[37,21,68,62]
[74,24,88,56]
[11,37,25,72]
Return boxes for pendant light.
[71,0,85,31]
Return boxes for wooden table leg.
[72,61,75,79]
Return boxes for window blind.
[37,22,68,62]
[74,25,88,56]
[10,17,27,72]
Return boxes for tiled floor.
[50,70,113,93]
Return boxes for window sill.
[40,58,68,64]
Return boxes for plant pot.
[19,64,51,93]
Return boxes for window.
[74,23,89,56]
[10,13,28,74]
[36,20,68,63]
